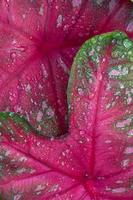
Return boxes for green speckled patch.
[67,31,133,143]
[0,112,31,132]
[67,31,133,106]
[0,112,33,144]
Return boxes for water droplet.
[77,87,84,95]
[57,15,63,27]
[13,194,22,200]
[123,38,132,49]
[84,172,89,179]
[124,146,133,154]
[17,46,26,52]
[39,4,44,16]
[42,101,47,110]
[80,130,85,135]
[46,107,54,118]
[10,52,17,62]
[112,187,126,193]
[36,111,43,122]
[126,21,133,33]
[25,84,31,92]
[121,159,129,167]
[22,14,26,19]
[9,112,14,117]
[127,129,133,136]
[105,140,112,144]
[98,73,102,81]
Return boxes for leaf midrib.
[89,56,110,177]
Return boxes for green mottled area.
[67,31,133,107]
[109,43,133,105]
[0,109,60,138]
[0,149,34,181]
[109,62,133,90]
[31,105,60,137]
[112,37,133,61]
[0,112,31,133]
[36,117,59,137]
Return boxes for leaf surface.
[0,0,133,136]
[68,31,133,199]
[0,31,133,199]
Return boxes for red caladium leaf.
[0,0,133,137]
[0,31,133,199]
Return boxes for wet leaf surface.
[0,31,133,199]
[0,0,133,136]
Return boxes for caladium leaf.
[0,112,89,199]
[0,31,133,199]
[0,0,133,137]
[68,31,133,199]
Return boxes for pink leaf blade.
[0,45,77,136]
[0,112,85,178]
[0,0,133,199]
[0,111,104,199]
[0,142,51,184]
[68,31,133,199]
[1,0,133,43]
[0,170,82,200]
[1,31,133,199]
[0,112,92,198]
[0,112,88,199]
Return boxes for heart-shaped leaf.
[0,0,133,137]
[0,31,133,200]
